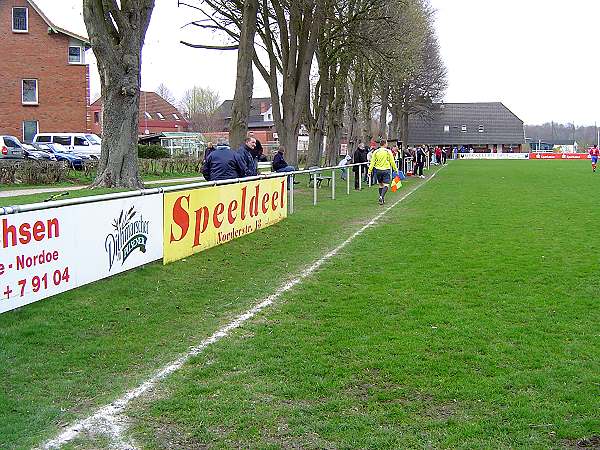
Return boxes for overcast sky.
[89,0,600,126]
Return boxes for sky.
[81,0,600,126]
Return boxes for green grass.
[0,176,205,208]
[2,161,599,449]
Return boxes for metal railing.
[0,160,425,216]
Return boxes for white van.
[33,133,101,159]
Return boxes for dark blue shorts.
[374,169,391,184]
[592,156,598,164]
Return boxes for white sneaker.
[420,175,425,179]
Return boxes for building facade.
[90,91,191,136]
[407,103,526,152]
[215,97,276,144]
[0,0,91,142]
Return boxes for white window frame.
[461,125,467,133]
[443,125,450,133]
[22,79,39,105]
[172,113,180,120]
[22,120,39,142]
[478,125,485,133]
[156,112,165,120]
[68,46,83,64]
[12,7,28,33]
[144,112,152,119]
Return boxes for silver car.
[0,136,25,159]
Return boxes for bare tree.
[155,82,177,105]
[180,86,222,132]
[83,0,154,188]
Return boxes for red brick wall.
[0,0,89,141]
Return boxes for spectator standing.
[202,139,247,181]
[353,142,369,189]
[368,139,398,205]
[441,147,448,165]
[414,145,426,178]
[238,137,258,177]
[203,142,216,163]
[434,146,442,165]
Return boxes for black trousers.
[415,161,424,176]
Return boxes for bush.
[138,144,169,159]
[138,158,202,176]
[0,160,70,185]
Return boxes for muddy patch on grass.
[562,435,600,449]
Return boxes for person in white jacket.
[338,154,352,180]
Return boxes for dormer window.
[68,46,83,64]
[144,112,152,119]
[12,7,28,32]
[172,113,180,120]
[156,112,165,120]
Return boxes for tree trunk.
[83,0,154,189]
[95,83,143,187]
[229,0,258,150]
[378,79,389,140]
[400,110,409,150]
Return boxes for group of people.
[202,134,296,182]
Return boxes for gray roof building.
[407,102,525,148]
[216,98,275,131]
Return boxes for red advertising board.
[529,153,590,160]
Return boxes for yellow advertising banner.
[163,178,288,264]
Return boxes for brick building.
[215,97,277,145]
[0,0,91,142]
[90,91,191,136]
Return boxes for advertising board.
[0,195,164,314]
[529,153,590,160]
[458,153,530,160]
[163,177,287,264]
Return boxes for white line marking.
[40,173,437,449]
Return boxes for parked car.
[33,133,101,159]
[0,135,25,159]
[22,143,57,161]
[33,143,84,170]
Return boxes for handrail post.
[332,169,335,200]
[289,176,294,214]
[313,170,317,206]
[346,166,350,195]
[359,165,362,190]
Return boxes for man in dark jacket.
[238,137,258,177]
[202,140,247,181]
[353,142,369,189]
[272,146,295,173]
[248,132,264,160]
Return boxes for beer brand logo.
[105,206,150,271]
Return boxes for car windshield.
[85,134,101,145]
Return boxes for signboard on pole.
[0,195,164,314]
[163,178,287,264]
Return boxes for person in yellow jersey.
[368,139,398,205]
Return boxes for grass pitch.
[1,161,599,449]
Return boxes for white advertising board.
[0,195,163,314]
[458,153,530,160]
